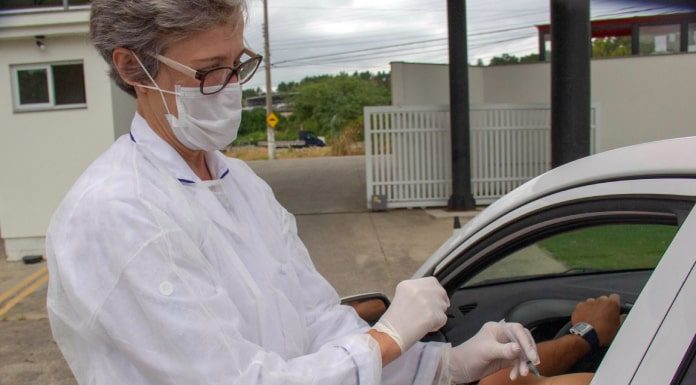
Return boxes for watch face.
[571,322,593,335]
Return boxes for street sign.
[266,112,279,128]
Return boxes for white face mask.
[133,54,242,151]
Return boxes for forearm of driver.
[536,334,590,377]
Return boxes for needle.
[499,319,541,377]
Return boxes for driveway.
[0,155,455,385]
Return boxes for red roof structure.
[536,12,696,60]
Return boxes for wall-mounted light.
[35,35,46,51]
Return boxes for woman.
[46,1,538,384]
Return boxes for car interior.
[428,197,694,374]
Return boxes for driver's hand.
[448,321,539,383]
[571,293,621,346]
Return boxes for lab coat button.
[159,281,174,296]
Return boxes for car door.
[428,178,696,357]
[591,204,696,384]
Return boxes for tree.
[277,81,299,93]
[519,53,539,63]
[291,74,390,137]
[592,36,631,58]
[489,53,522,65]
[487,36,632,66]
[238,108,267,137]
[488,53,539,66]
[242,87,262,99]
[234,71,392,146]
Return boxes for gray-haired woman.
[46,1,538,384]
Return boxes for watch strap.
[570,323,600,351]
[581,328,600,351]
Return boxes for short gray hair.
[89,0,247,97]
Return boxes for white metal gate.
[364,104,598,209]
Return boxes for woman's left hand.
[448,321,539,383]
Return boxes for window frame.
[462,219,680,288]
[435,197,694,291]
[637,22,683,55]
[10,61,87,113]
[0,0,90,15]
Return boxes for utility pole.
[446,0,475,211]
[550,0,591,167]
[263,0,275,160]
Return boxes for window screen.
[53,63,86,105]
[17,68,50,105]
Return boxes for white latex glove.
[372,277,449,352]
[448,321,539,384]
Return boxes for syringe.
[499,319,541,377]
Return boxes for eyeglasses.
[154,48,263,95]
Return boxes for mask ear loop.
[131,51,175,116]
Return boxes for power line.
[273,38,447,65]
[268,5,678,67]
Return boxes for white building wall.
[391,54,696,151]
[590,55,696,151]
[391,61,485,105]
[111,80,137,139]
[0,32,116,260]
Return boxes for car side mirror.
[341,293,390,325]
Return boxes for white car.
[404,137,696,384]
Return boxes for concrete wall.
[0,32,115,260]
[391,54,696,151]
[391,61,485,105]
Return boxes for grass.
[224,145,365,161]
[538,224,678,271]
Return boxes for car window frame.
[435,196,694,292]
[591,204,696,384]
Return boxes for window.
[465,223,678,286]
[689,23,696,52]
[0,0,90,12]
[11,62,86,112]
[436,198,694,289]
[639,24,681,55]
[591,36,632,58]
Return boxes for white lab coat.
[46,113,451,385]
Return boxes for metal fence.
[364,104,598,209]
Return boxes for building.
[385,12,696,153]
[0,2,135,261]
[537,12,696,60]
[391,53,696,152]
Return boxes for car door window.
[465,223,678,286]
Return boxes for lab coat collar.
[129,112,230,184]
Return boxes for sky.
[241,0,693,90]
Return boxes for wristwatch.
[569,322,600,351]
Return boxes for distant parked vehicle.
[299,131,326,147]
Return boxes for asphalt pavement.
[0,155,456,384]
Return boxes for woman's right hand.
[371,277,449,353]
